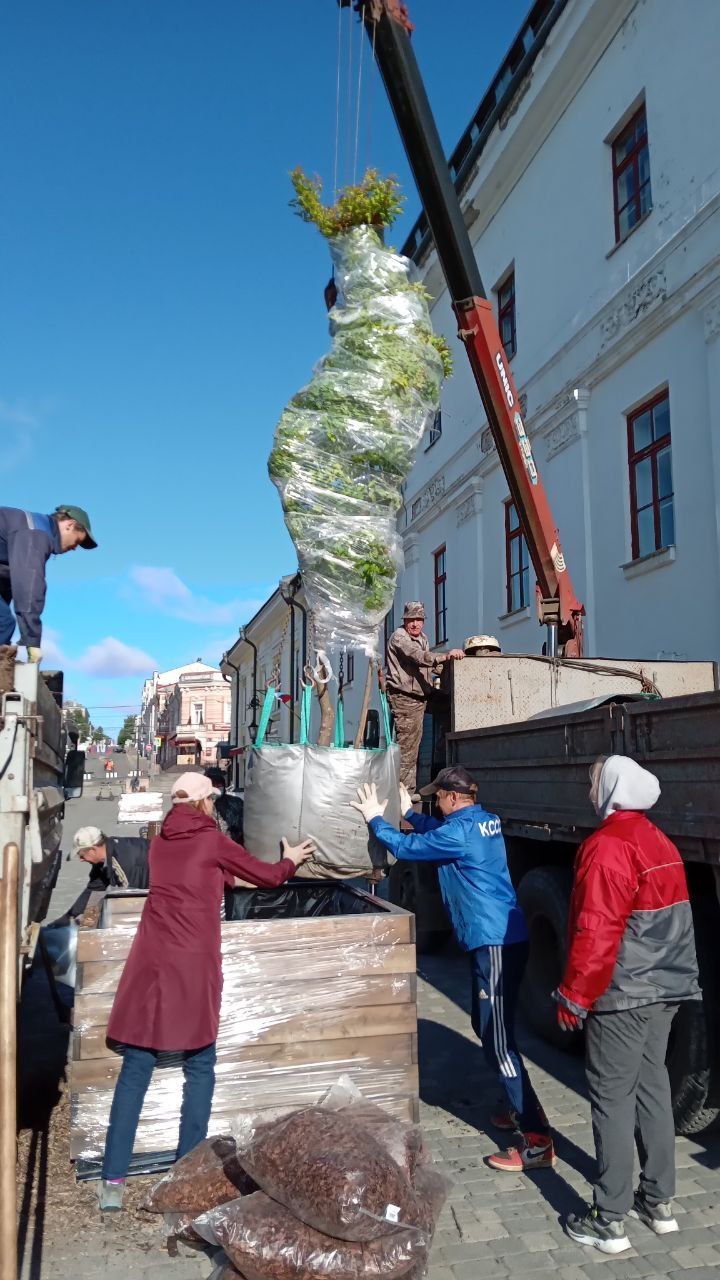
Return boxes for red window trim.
[433,544,447,646]
[504,499,529,614]
[612,104,651,244]
[627,389,673,561]
[497,270,516,359]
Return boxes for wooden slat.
[70,1087,419,1159]
[77,912,412,964]
[76,942,416,995]
[74,1000,417,1061]
[70,1031,417,1092]
[73,972,416,1031]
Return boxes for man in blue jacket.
[0,505,97,660]
[351,764,554,1173]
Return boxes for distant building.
[145,661,231,770]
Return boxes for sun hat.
[171,772,220,803]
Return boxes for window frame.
[504,499,530,614]
[433,544,448,645]
[627,389,674,561]
[425,409,443,452]
[611,103,651,244]
[497,270,517,360]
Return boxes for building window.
[628,390,674,559]
[612,104,651,243]
[505,500,530,613]
[497,271,516,359]
[192,702,203,725]
[425,410,442,451]
[384,605,395,658]
[344,651,355,685]
[433,545,447,645]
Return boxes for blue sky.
[2,0,528,736]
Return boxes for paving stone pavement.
[17,841,720,1278]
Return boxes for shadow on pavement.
[17,957,71,1279]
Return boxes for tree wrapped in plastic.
[269,170,451,654]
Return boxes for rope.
[353,4,366,184]
[365,16,377,173]
[333,0,342,202]
[346,3,354,188]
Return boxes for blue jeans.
[102,1042,216,1180]
[470,941,548,1134]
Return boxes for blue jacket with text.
[369,804,527,951]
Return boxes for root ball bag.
[243,686,400,878]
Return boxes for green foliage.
[290,168,404,237]
[117,714,136,750]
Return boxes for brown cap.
[419,765,477,797]
[403,601,426,621]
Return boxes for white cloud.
[40,628,68,668]
[129,565,266,628]
[75,637,158,678]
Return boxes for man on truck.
[0,504,97,661]
[556,755,700,1255]
[351,766,555,1174]
[63,825,150,920]
[385,601,464,796]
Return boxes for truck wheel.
[517,865,580,1051]
[388,863,447,955]
[666,1001,719,1135]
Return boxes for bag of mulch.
[142,1135,256,1215]
[237,1107,421,1242]
[193,1190,429,1280]
[318,1078,426,1180]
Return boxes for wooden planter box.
[70,885,418,1177]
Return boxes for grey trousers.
[585,1001,678,1219]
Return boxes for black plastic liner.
[224,881,382,922]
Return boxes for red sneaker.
[485,1133,556,1173]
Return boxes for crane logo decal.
[495,351,515,407]
[513,412,539,486]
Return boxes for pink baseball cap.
[170,773,220,803]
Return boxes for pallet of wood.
[70,885,418,1176]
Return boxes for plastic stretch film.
[268,226,443,655]
[71,889,418,1169]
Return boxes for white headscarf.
[595,754,661,821]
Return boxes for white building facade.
[397,0,720,662]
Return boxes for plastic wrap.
[70,887,417,1169]
[194,1191,428,1280]
[243,742,400,877]
[142,1135,256,1214]
[268,225,443,654]
[318,1077,425,1179]
[235,1107,422,1242]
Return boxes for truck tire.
[387,863,448,954]
[517,865,581,1051]
[666,895,720,1136]
[666,1001,719,1135]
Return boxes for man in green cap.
[0,505,97,662]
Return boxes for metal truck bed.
[448,690,720,865]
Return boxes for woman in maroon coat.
[99,772,314,1210]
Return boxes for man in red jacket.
[556,755,700,1255]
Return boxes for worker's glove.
[26,647,42,664]
[280,837,316,868]
[350,783,388,823]
[399,783,414,816]
[557,1007,583,1033]
[553,988,587,1033]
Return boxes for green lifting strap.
[299,684,313,746]
[254,687,277,748]
[334,697,346,748]
[380,690,394,745]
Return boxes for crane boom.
[351,0,585,656]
